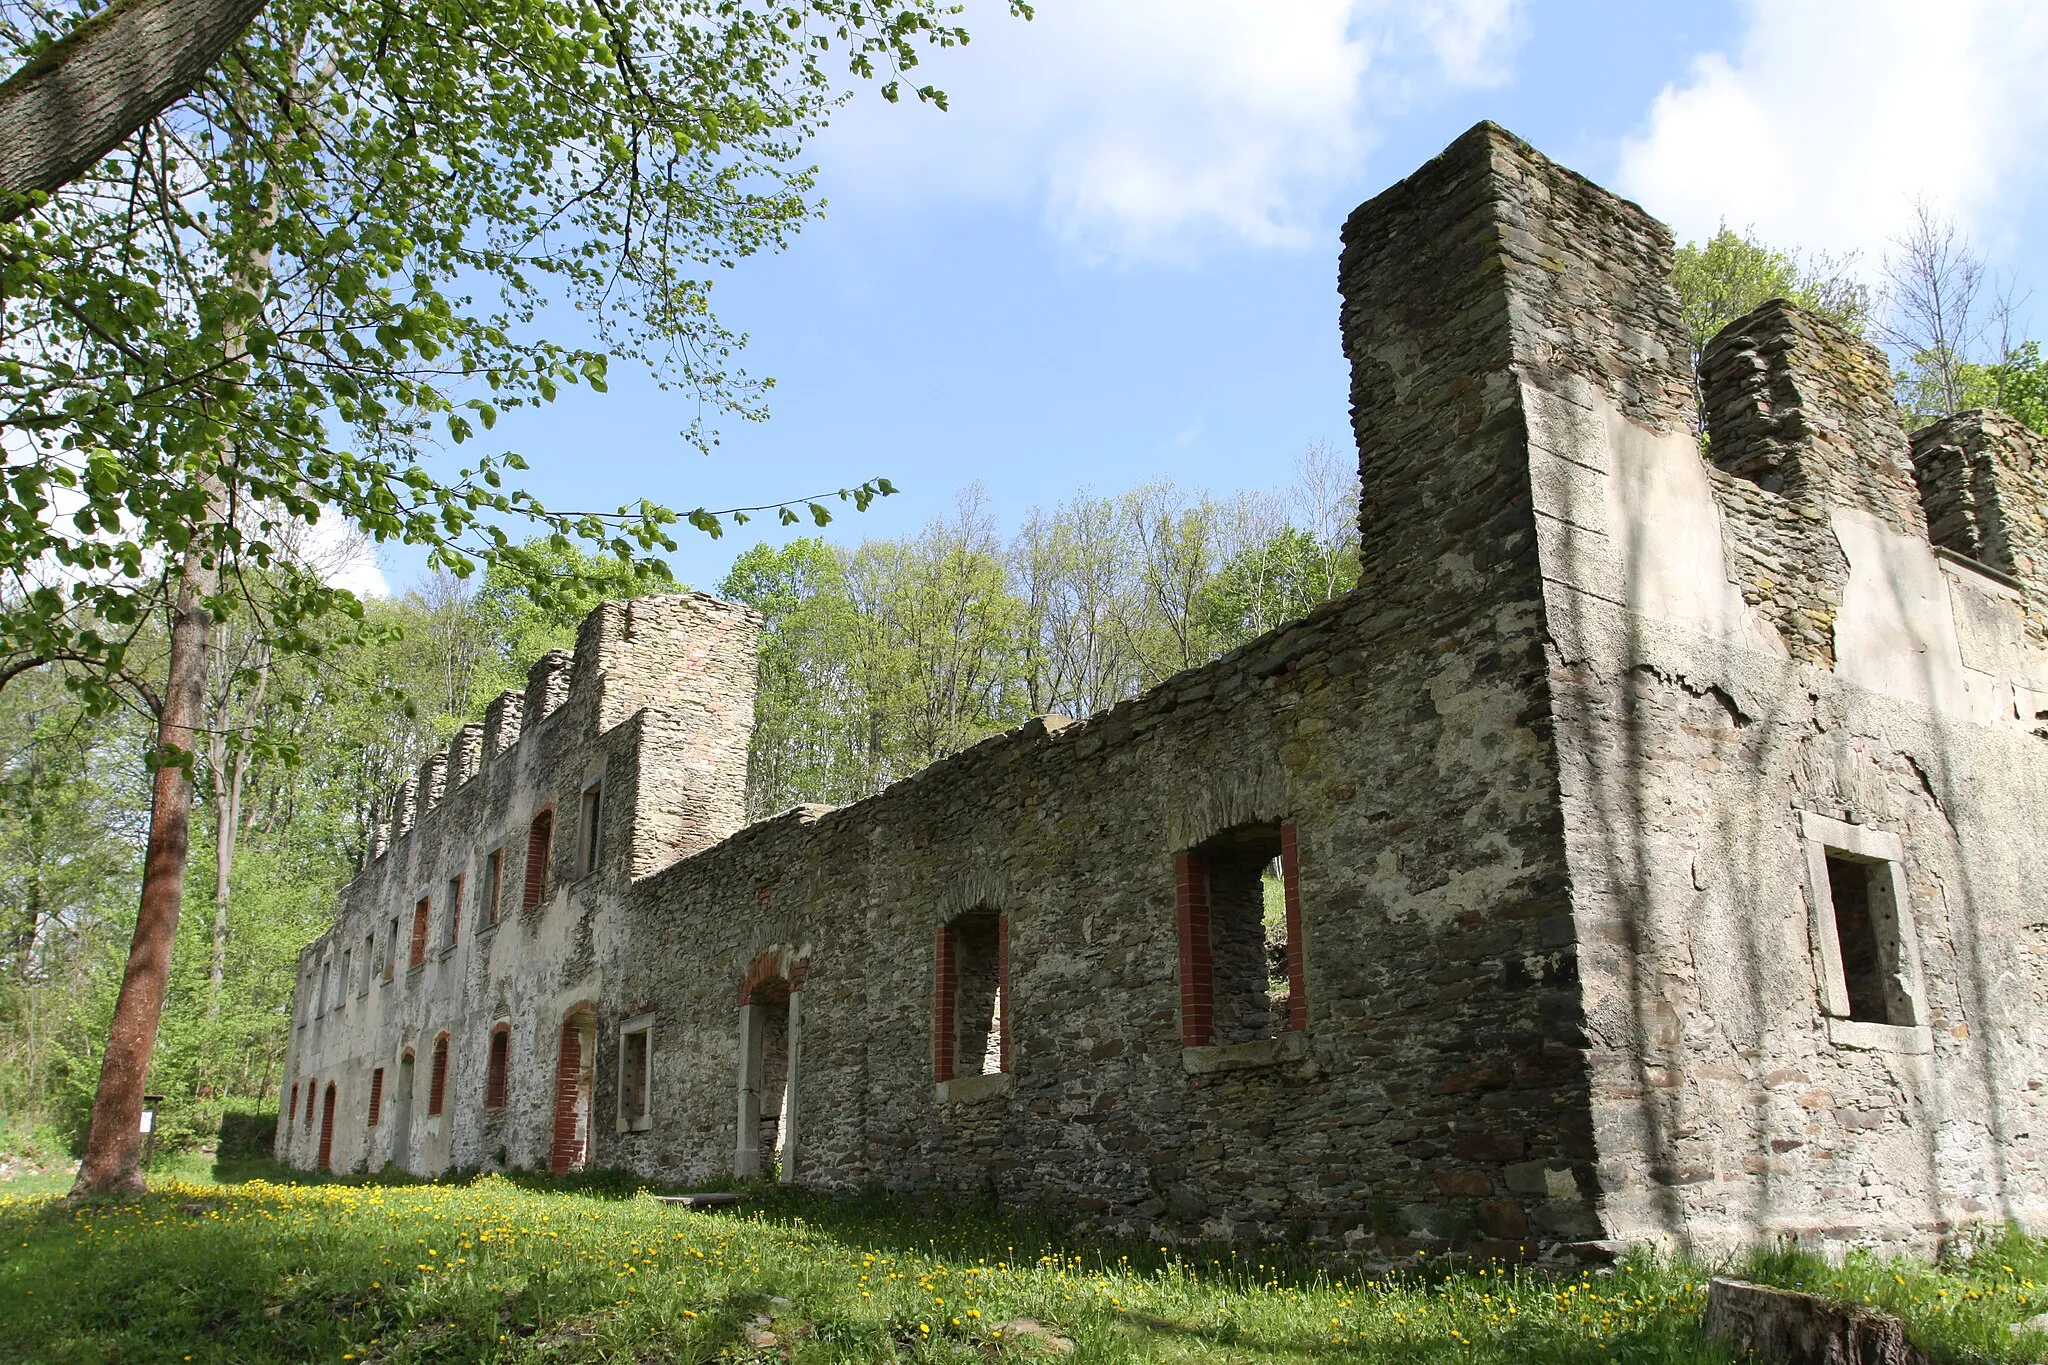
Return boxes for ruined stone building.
[278,124,2048,1259]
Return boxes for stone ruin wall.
[276,594,759,1178]
[1476,118,2048,1256]
[277,121,2048,1263]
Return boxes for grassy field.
[3,1161,2047,1364]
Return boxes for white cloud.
[824,0,1524,262]
[1617,0,2048,269]
[303,515,389,599]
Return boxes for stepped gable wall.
[275,593,759,1177]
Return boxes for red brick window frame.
[522,808,554,912]
[485,1024,510,1109]
[368,1067,385,1127]
[408,896,430,969]
[1175,821,1307,1049]
[934,911,1009,1083]
[318,1082,337,1172]
[427,1033,450,1117]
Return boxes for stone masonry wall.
[279,123,2048,1264]
[1530,164,2048,1253]
[275,593,758,1178]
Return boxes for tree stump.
[1703,1278,1930,1365]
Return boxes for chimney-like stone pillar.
[1911,408,2048,645]
[484,690,524,758]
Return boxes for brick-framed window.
[408,897,431,969]
[318,1082,337,1172]
[1176,821,1307,1049]
[368,1067,385,1127]
[934,911,1008,1083]
[522,808,554,912]
[577,777,604,878]
[480,848,504,931]
[443,875,463,950]
[428,1033,450,1117]
[1800,812,1928,1049]
[485,1024,510,1109]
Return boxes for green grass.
[2,1160,2046,1363]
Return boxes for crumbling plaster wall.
[1516,146,2048,1253]
[276,594,758,1177]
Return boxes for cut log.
[1703,1277,1930,1365]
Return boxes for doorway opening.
[551,1007,597,1175]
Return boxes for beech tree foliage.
[0,0,992,709]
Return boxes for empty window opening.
[390,1052,416,1174]
[485,1026,509,1109]
[368,1067,385,1127]
[428,1034,450,1117]
[1176,822,1307,1048]
[481,849,503,930]
[443,876,463,950]
[935,911,1008,1082]
[550,1010,596,1174]
[408,897,430,970]
[619,1021,652,1131]
[385,918,399,981]
[318,1082,337,1172]
[1823,853,1912,1026]
[578,781,604,878]
[523,810,554,912]
[754,983,792,1175]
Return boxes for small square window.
[1801,813,1928,1046]
[617,1015,653,1133]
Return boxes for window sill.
[1182,1031,1309,1075]
[935,1072,1014,1106]
[1825,1017,1931,1054]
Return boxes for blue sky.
[344,0,2048,597]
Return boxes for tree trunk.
[206,644,262,1018]
[69,552,212,1197]
[0,0,268,218]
